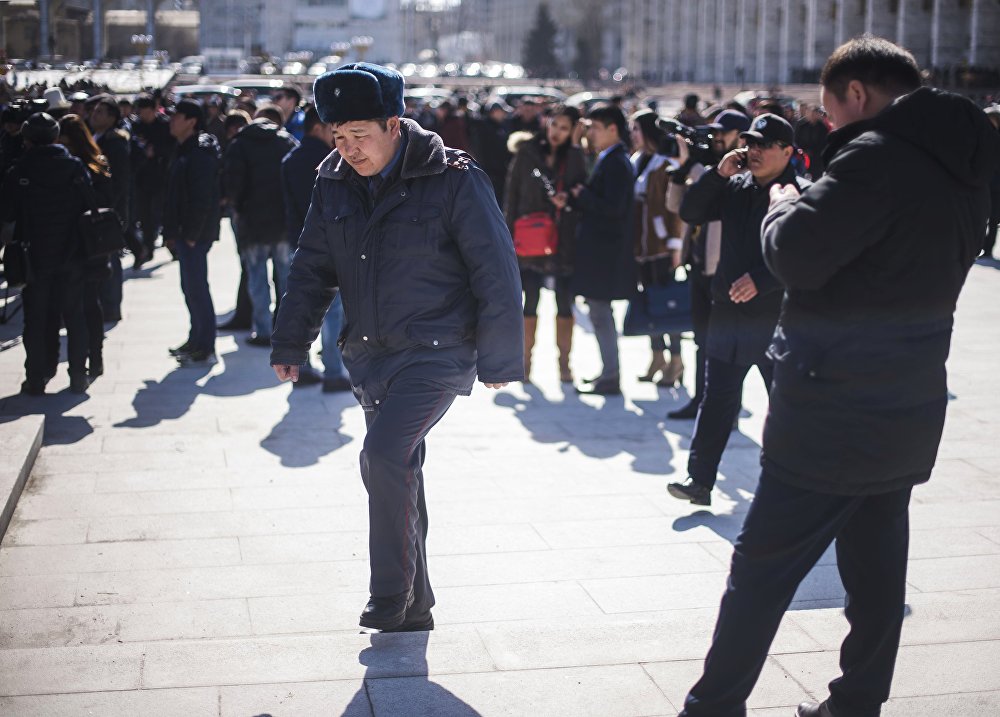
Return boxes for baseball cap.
[740,113,794,145]
[715,109,752,133]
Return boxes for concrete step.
[0,415,43,542]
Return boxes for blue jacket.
[162,132,221,245]
[281,135,331,246]
[270,119,524,394]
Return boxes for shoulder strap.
[73,168,101,214]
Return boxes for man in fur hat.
[270,63,523,633]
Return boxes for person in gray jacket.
[270,63,523,633]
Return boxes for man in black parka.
[678,37,1000,717]
[668,113,811,506]
[270,63,523,633]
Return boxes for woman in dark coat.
[554,104,636,396]
[503,105,587,383]
[58,114,114,379]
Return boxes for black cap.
[21,112,60,145]
[740,113,794,145]
[172,99,205,127]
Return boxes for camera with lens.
[657,118,718,165]
[1,98,50,127]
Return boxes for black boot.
[359,590,414,632]
[666,477,712,506]
[795,701,836,717]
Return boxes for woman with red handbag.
[503,105,587,383]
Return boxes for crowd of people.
[1,74,998,404]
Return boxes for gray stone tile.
[13,488,234,520]
[642,656,814,710]
[531,516,732,550]
[220,680,370,717]
[31,450,226,475]
[476,612,818,671]
[230,484,368,511]
[0,687,219,716]
[0,575,79,610]
[908,527,1000,559]
[0,598,251,648]
[907,500,1000,530]
[906,555,1000,592]
[431,494,665,526]
[74,560,369,605]
[368,664,672,717]
[2,518,89,547]
[22,473,97,496]
[0,643,143,695]
[143,630,495,688]
[881,691,1000,716]
[0,537,241,576]
[580,573,729,614]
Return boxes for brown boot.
[556,316,574,383]
[639,351,668,382]
[657,355,685,387]
[523,316,538,382]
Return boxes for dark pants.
[985,213,999,257]
[135,183,164,253]
[23,270,87,386]
[681,472,912,717]
[177,240,216,353]
[688,357,774,489]
[83,279,104,369]
[99,255,123,320]
[360,380,456,617]
[521,270,573,318]
[689,269,714,402]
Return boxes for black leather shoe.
[359,591,414,632]
[576,379,621,396]
[667,399,700,419]
[69,374,89,394]
[168,342,192,357]
[667,477,712,506]
[382,609,434,633]
[322,376,353,393]
[796,700,836,717]
[217,317,252,331]
[245,333,271,347]
[20,381,45,396]
[88,360,104,379]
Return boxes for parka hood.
[237,119,291,143]
[506,130,535,155]
[825,87,1000,189]
[318,118,447,181]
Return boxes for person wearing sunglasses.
[667,113,811,507]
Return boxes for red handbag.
[513,212,558,256]
[512,162,564,257]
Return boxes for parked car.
[170,84,242,103]
[490,85,567,106]
[226,79,288,101]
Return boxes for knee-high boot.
[556,315,573,383]
[523,316,537,382]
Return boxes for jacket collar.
[318,118,447,181]
[745,161,799,190]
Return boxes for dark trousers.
[23,270,87,385]
[985,214,999,257]
[689,269,714,402]
[135,183,164,253]
[681,472,912,717]
[176,240,216,353]
[99,255,123,320]
[83,279,104,369]
[688,357,773,488]
[360,380,456,617]
[521,270,573,318]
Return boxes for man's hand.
[676,135,690,165]
[729,273,758,303]
[769,183,801,210]
[483,382,509,390]
[273,364,300,382]
[550,192,569,210]
[716,148,748,179]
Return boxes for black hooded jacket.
[224,119,299,246]
[760,87,1000,495]
[163,132,222,245]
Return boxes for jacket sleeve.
[270,179,339,366]
[105,136,131,223]
[182,150,216,242]
[570,154,633,221]
[502,148,525,233]
[280,157,309,246]
[762,139,892,290]
[447,164,525,383]
[223,142,247,212]
[679,167,728,225]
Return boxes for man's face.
[169,112,196,140]
[819,85,866,131]
[90,104,115,133]
[332,118,401,177]
[272,93,297,120]
[714,128,741,153]
[745,138,792,181]
[138,107,157,124]
[587,120,617,153]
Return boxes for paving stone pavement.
[0,224,998,716]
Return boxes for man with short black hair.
[272,84,305,140]
[163,100,222,366]
[132,93,174,266]
[677,36,1000,717]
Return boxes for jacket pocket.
[406,322,472,349]
[382,205,442,256]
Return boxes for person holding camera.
[667,113,811,506]
[1,113,94,394]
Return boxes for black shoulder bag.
[76,172,125,259]
[1,173,34,288]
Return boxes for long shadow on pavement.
[261,386,356,467]
[0,390,93,445]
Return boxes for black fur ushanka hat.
[313,62,405,125]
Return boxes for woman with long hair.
[630,109,686,387]
[58,113,113,379]
[503,105,587,383]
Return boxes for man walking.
[270,63,523,632]
[163,100,223,366]
[131,94,174,267]
[668,113,810,506]
[677,37,1000,717]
